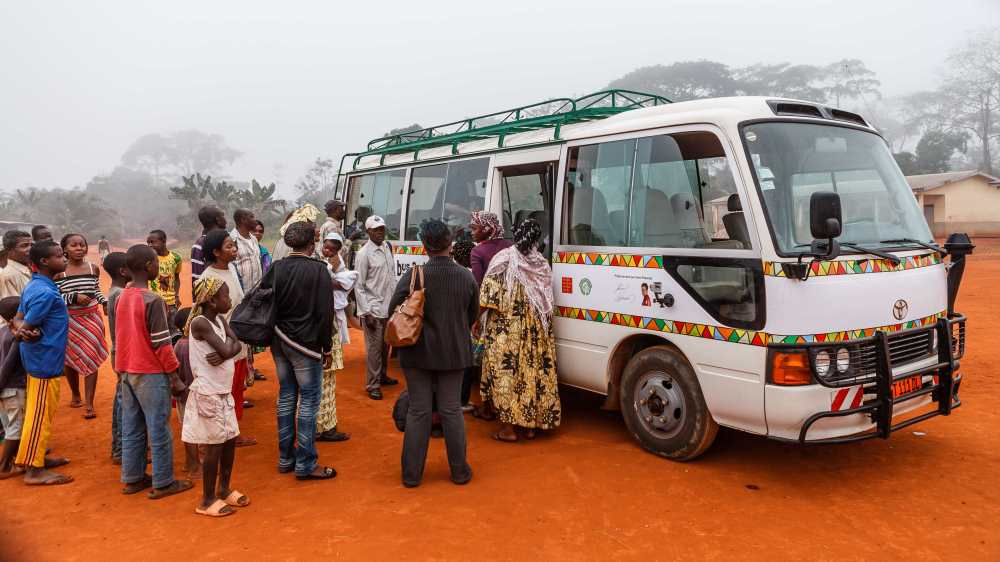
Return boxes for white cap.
[324,231,345,244]
[365,215,386,230]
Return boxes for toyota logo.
[892,299,909,321]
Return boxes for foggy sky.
[2,0,997,195]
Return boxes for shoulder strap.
[89,262,97,277]
[408,266,418,293]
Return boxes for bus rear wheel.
[619,346,718,461]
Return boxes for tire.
[619,345,718,461]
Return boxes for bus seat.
[722,194,751,248]
[569,187,613,246]
[641,188,681,247]
[670,193,708,246]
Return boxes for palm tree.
[236,179,286,223]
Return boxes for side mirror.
[810,191,842,239]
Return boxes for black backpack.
[230,267,278,347]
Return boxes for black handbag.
[230,266,278,347]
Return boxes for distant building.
[906,170,1000,237]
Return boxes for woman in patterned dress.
[479,219,560,442]
[55,233,109,420]
[315,232,350,442]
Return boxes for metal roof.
[906,170,1000,192]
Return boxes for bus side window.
[404,158,489,238]
[563,140,634,247]
[346,169,405,241]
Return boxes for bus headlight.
[835,347,851,373]
[814,350,832,377]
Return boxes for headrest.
[727,193,742,212]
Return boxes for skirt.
[66,304,109,375]
[181,391,240,445]
[316,332,344,433]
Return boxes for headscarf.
[471,211,503,241]
[279,204,321,235]
[483,219,553,328]
[183,277,225,336]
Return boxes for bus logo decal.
[892,299,909,321]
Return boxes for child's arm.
[191,316,242,365]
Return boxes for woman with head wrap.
[478,219,560,442]
[469,211,513,285]
[271,204,322,262]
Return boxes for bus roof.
[343,94,875,174]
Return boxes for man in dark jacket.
[388,219,477,488]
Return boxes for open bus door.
[497,161,557,259]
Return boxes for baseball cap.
[365,215,386,230]
[324,231,345,244]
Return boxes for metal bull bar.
[797,313,965,444]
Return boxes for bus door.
[497,162,557,258]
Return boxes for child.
[172,307,202,478]
[10,241,72,485]
[55,233,109,419]
[183,278,248,517]
[0,297,34,478]
[103,252,129,464]
[146,229,183,334]
[116,244,192,499]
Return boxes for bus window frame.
[399,154,495,244]
[553,123,762,259]
[343,166,412,243]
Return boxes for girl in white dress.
[182,278,249,517]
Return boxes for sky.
[1,0,998,196]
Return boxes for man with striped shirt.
[190,206,228,292]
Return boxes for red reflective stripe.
[850,387,864,409]
[831,388,849,412]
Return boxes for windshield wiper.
[840,242,900,265]
[879,238,945,255]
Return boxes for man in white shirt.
[354,215,399,400]
[0,231,32,300]
[230,209,263,291]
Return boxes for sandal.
[492,431,518,443]
[235,436,258,447]
[317,430,351,442]
[221,490,250,507]
[68,399,83,409]
[471,407,496,422]
[296,466,337,480]
[83,409,97,420]
[148,479,194,500]
[195,499,235,518]
[122,474,153,495]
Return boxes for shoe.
[253,371,267,381]
[379,376,399,386]
[242,400,254,409]
[451,468,473,486]
[461,404,475,414]
[317,429,351,442]
[368,389,383,400]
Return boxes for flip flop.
[123,475,153,495]
[44,457,70,468]
[235,437,258,448]
[148,479,194,500]
[83,410,97,420]
[221,490,250,507]
[25,473,74,486]
[195,498,235,518]
[492,432,518,443]
[296,466,337,481]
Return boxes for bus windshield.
[741,121,932,254]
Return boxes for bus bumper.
[766,314,966,444]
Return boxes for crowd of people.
[0,199,562,514]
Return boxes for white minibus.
[336,90,971,460]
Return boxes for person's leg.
[363,319,382,394]
[17,376,71,485]
[120,374,149,485]
[132,374,175,490]
[291,350,323,477]
[0,392,23,476]
[435,369,472,483]
[272,343,299,472]
[65,367,82,407]
[401,368,433,487]
[460,366,477,407]
[111,373,122,461]
[83,372,98,419]
[216,437,237,498]
[177,397,202,477]
[377,318,393,383]
[232,359,256,446]
[199,443,222,510]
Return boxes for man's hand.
[168,372,186,396]
[16,325,41,342]
[360,314,372,329]
[323,352,333,370]
[206,351,225,366]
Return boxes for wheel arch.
[600,333,688,411]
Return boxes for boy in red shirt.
[116,245,192,499]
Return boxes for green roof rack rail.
[349,89,670,171]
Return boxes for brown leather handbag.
[385,266,425,347]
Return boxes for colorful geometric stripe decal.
[763,254,941,277]
[767,311,946,345]
[393,245,426,255]
[553,252,663,269]
[554,307,946,347]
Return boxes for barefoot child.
[116,244,192,499]
[183,278,248,517]
[9,241,73,485]
[172,307,202,478]
[104,252,130,463]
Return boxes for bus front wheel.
[619,346,718,461]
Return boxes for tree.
[893,151,919,175]
[913,130,968,174]
[383,123,424,137]
[37,189,120,238]
[608,60,740,101]
[821,59,881,107]
[732,63,826,101]
[12,188,43,220]
[235,179,286,225]
[294,157,337,206]
[941,28,1000,173]
[121,130,243,183]
[85,166,186,239]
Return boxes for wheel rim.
[633,370,687,439]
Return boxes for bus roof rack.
[362,89,670,157]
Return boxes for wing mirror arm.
[781,192,843,281]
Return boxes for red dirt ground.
[1,244,998,561]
